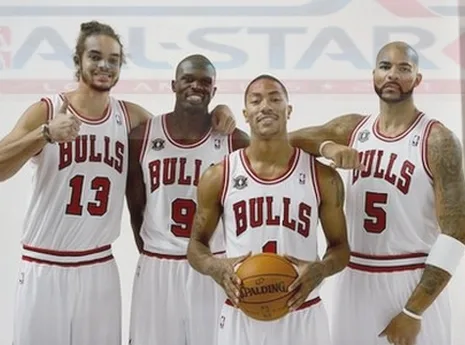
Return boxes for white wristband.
[319,140,334,157]
[402,308,422,320]
[425,234,465,275]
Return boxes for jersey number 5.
[364,191,388,233]
[66,175,111,216]
[171,198,197,238]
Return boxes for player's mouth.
[93,72,112,82]
[382,83,401,92]
[257,114,278,123]
[186,93,204,104]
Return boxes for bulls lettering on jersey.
[139,114,232,255]
[221,148,320,263]
[345,113,439,254]
[22,93,130,250]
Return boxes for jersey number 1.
[66,175,111,216]
[364,191,388,233]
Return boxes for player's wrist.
[40,123,54,144]
[401,307,423,320]
[318,140,335,157]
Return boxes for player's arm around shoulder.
[126,122,148,253]
[187,162,225,275]
[402,123,465,316]
[289,113,365,169]
[230,128,250,151]
[315,160,350,277]
[122,100,154,130]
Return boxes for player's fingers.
[287,276,302,292]
[283,254,302,265]
[59,97,69,114]
[287,293,304,311]
[224,279,241,304]
[233,251,252,266]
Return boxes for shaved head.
[376,41,419,66]
[175,54,216,79]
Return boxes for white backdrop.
[0,1,464,344]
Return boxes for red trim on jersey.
[349,251,428,273]
[225,296,321,311]
[348,115,370,147]
[118,100,131,133]
[142,249,226,260]
[161,113,212,149]
[139,118,153,163]
[227,132,234,153]
[240,148,300,185]
[220,156,230,206]
[309,156,321,205]
[421,120,437,181]
[372,112,425,142]
[22,255,113,267]
[23,244,112,256]
[40,97,53,122]
[59,93,111,125]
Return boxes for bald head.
[175,54,216,79]
[376,41,419,66]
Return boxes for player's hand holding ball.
[47,97,81,143]
[285,255,325,311]
[210,252,251,306]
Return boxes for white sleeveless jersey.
[221,148,321,261]
[139,114,233,255]
[22,94,130,250]
[346,113,439,255]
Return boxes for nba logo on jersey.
[358,130,370,142]
[214,138,221,149]
[233,175,247,189]
[299,173,306,184]
[115,113,122,125]
[151,138,165,151]
[411,135,420,146]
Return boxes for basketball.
[235,253,298,321]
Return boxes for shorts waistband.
[348,251,427,272]
[22,244,113,267]
[225,296,321,312]
[142,250,225,260]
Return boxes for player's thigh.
[217,304,259,345]
[269,301,331,345]
[129,255,185,345]
[186,266,226,345]
[72,259,122,345]
[13,262,72,345]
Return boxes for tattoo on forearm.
[331,175,345,208]
[418,265,450,296]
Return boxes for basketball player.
[187,75,350,345]
[289,41,465,345]
[126,54,249,345]
[0,22,236,345]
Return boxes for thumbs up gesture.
[47,97,81,143]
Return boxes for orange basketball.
[235,253,298,321]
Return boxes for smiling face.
[171,59,217,112]
[77,34,122,92]
[373,44,422,104]
[243,77,292,139]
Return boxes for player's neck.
[378,98,419,132]
[66,84,110,119]
[167,106,211,142]
[247,136,293,164]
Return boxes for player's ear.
[286,105,293,120]
[414,72,422,87]
[242,108,250,123]
[73,54,80,68]
[211,86,217,98]
[171,80,176,93]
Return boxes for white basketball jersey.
[139,114,233,255]
[22,94,130,250]
[346,113,439,255]
[221,148,320,261]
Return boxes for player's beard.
[374,83,414,104]
[80,67,119,92]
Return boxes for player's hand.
[379,312,421,345]
[47,97,81,143]
[210,252,251,306]
[284,255,325,311]
[321,141,364,170]
[211,104,236,134]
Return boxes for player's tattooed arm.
[405,123,465,315]
[288,113,364,156]
[315,161,350,278]
[125,123,148,253]
[187,163,224,276]
[123,100,154,130]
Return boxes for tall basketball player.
[187,75,350,345]
[126,54,249,345]
[0,22,236,345]
[289,41,465,345]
